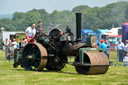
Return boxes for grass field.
[0,50,128,85]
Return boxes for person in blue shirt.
[105,39,110,59]
[99,39,107,53]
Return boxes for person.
[8,40,12,46]
[25,23,36,43]
[123,53,128,66]
[23,39,27,47]
[11,38,17,49]
[117,39,124,62]
[124,40,128,55]
[8,40,12,52]
[105,39,110,59]
[65,26,74,42]
[36,21,43,33]
[97,40,101,48]
[4,39,9,60]
[99,39,107,53]
[4,39,9,48]
[7,39,17,61]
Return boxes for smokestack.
[76,13,82,41]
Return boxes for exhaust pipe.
[76,13,82,41]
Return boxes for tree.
[1,1,128,33]
[0,18,16,31]
[72,5,89,13]
[12,12,26,31]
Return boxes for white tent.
[2,31,24,41]
[110,27,122,35]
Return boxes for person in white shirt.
[123,53,128,66]
[25,24,36,43]
[117,39,124,62]
[8,38,17,60]
[4,39,9,60]
[23,39,27,47]
[11,39,17,49]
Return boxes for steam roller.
[13,13,109,75]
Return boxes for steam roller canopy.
[22,43,47,71]
[75,48,109,75]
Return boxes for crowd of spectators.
[2,21,43,61]
[97,38,128,66]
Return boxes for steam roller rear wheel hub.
[22,43,47,71]
[46,56,67,71]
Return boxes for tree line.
[0,1,128,33]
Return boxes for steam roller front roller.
[74,48,109,75]
[22,43,47,71]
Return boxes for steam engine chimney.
[76,13,82,41]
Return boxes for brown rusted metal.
[34,43,48,71]
[62,42,85,56]
[84,51,109,74]
[90,36,97,47]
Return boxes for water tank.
[122,22,128,44]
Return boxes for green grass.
[0,50,128,85]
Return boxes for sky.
[0,0,127,15]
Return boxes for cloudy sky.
[0,0,126,14]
